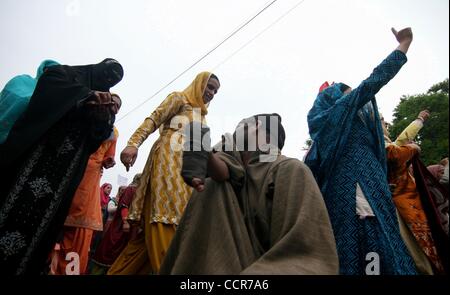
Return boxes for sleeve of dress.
[240,159,339,275]
[126,93,185,148]
[121,207,129,220]
[394,119,423,146]
[339,50,408,109]
[387,144,419,164]
[103,127,119,160]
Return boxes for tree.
[389,79,449,166]
[303,138,313,151]
[428,78,449,94]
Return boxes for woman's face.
[203,77,220,104]
[104,184,112,195]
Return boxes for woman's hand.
[120,146,138,171]
[102,157,116,169]
[392,27,413,54]
[417,110,430,122]
[191,177,205,192]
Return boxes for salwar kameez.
[305,50,417,274]
[108,72,212,274]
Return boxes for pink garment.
[100,183,112,208]
[427,164,444,181]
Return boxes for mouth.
[204,94,213,102]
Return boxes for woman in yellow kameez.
[108,72,220,274]
[383,110,444,273]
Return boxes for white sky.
[1,0,449,190]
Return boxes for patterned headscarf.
[306,83,385,192]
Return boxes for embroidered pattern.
[28,177,54,199]
[0,231,26,258]
[56,137,75,156]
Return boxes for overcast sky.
[1,0,448,190]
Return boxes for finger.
[197,184,205,192]
[192,178,202,186]
[97,92,106,103]
[391,27,397,36]
[130,155,137,166]
[99,92,112,104]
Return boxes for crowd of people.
[0,27,448,275]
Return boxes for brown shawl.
[159,151,338,275]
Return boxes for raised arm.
[349,27,413,109]
[395,110,429,146]
[392,27,413,54]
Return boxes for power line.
[213,0,307,71]
[117,0,278,122]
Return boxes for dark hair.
[210,73,220,83]
[339,83,350,93]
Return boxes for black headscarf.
[0,58,124,166]
[71,58,124,92]
[0,59,123,274]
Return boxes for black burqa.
[0,58,123,275]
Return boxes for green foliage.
[390,79,449,166]
[303,138,313,150]
[428,78,449,94]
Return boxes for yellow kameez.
[387,118,443,273]
[108,72,212,274]
[394,119,423,146]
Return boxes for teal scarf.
[0,59,59,143]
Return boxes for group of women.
[0,26,448,275]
